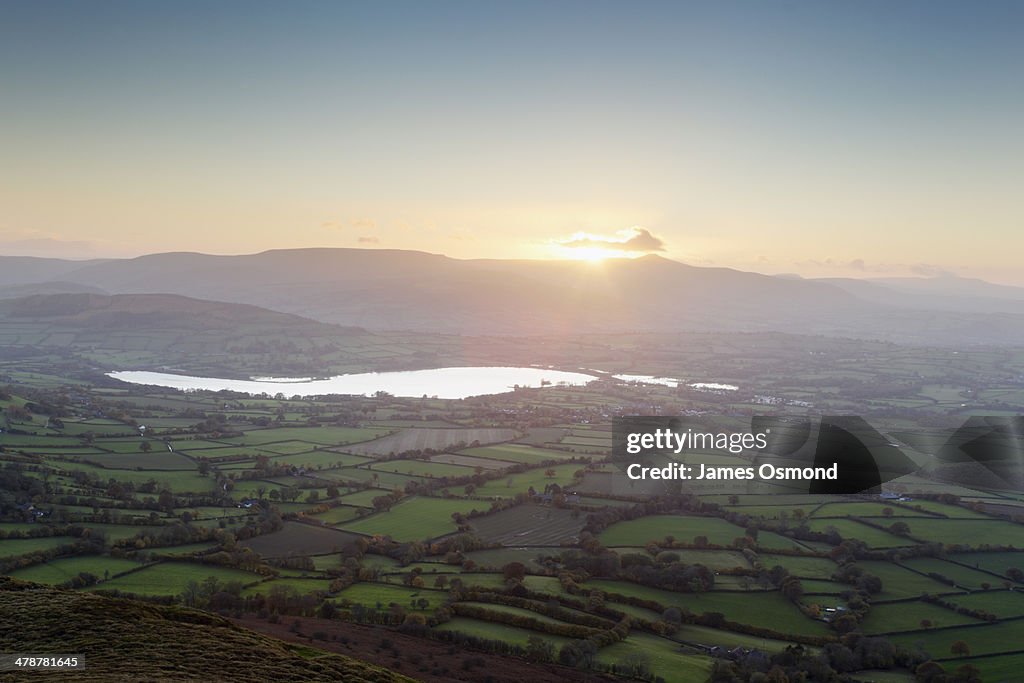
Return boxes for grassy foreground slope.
[0,578,411,683]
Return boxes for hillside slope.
[6,248,1024,342]
[0,577,412,682]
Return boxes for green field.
[597,633,712,681]
[0,536,78,558]
[600,514,801,551]
[473,464,583,498]
[340,496,490,541]
[91,562,261,596]
[432,616,576,648]
[241,577,334,597]
[890,619,1024,659]
[9,556,142,584]
[459,444,579,465]
[857,561,959,600]
[899,557,1006,589]
[585,580,829,637]
[368,459,475,478]
[752,553,835,579]
[948,552,1024,580]
[336,582,447,613]
[898,519,1024,546]
[945,590,1024,618]
[805,518,913,548]
[860,600,982,634]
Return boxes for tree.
[952,664,982,683]
[139,441,152,453]
[502,561,526,582]
[889,521,911,536]
[526,634,554,662]
[950,640,970,657]
[914,661,946,683]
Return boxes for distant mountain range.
[2,249,1024,344]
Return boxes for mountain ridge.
[2,248,1024,343]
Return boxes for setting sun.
[555,245,630,262]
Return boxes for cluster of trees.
[919,593,998,622]
[0,538,105,575]
[710,636,932,683]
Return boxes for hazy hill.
[0,281,107,300]
[4,248,1024,343]
[0,256,109,287]
[0,293,380,378]
[44,249,875,334]
[0,292,361,332]
[818,276,1024,316]
[0,577,411,682]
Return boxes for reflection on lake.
[688,382,739,391]
[612,374,680,387]
[107,367,597,400]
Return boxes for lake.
[107,366,598,400]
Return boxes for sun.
[553,245,629,263]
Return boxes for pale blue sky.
[2,1,1022,281]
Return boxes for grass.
[307,506,364,524]
[457,601,575,626]
[473,464,583,498]
[336,582,447,612]
[597,633,712,681]
[890,619,1024,659]
[432,616,576,648]
[805,518,913,548]
[600,514,802,551]
[898,519,1024,546]
[337,488,391,507]
[677,623,814,652]
[758,554,837,579]
[857,561,960,600]
[810,501,934,518]
[585,580,829,637]
[860,600,982,634]
[948,551,1024,579]
[233,427,391,446]
[0,576,411,682]
[899,557,1005,589]
[368,459,475,478]
[339,496,490,541]
[459,444,579,465]
[241,577,335,597]
[90,562,262,596]
[0,536,78,558]
[9,556,142,584]
[944,590,1024,618]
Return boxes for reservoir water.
[107,366,598,400]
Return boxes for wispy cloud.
[557,227,666,253]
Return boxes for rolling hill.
[3,248,1024,343]
[0,577,411,682]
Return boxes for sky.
[2,1,1023,283]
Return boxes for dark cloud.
[562,228,666,252]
